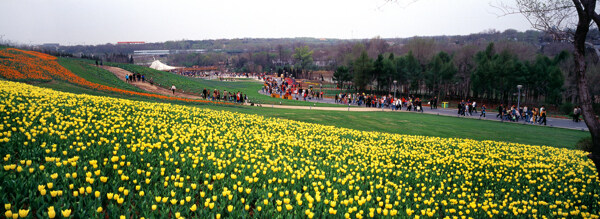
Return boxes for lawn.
[206,105,589,149]
[57,58,148,93]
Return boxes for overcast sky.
[0,0,532,45]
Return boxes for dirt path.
[99,66,203,99]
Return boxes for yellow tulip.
[61,209,71,217]
[18,209,29,217]
[48,206,56,219]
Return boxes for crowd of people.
[334,93,428,112]
[489,104,548,125]
[262,76,325,100]
[201,88,247,103]
[453,100,551,125]
[125,72,154,85]
[258,75,587,127]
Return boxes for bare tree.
[453,44,478,99]
[501,0,600,176]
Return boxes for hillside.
[0,48,235,106]
[0,79,599,218]
[0,48,590,148]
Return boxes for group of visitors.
[457,100,478,116]
[334,93,425,112]
[295,89,323,101]
[256,74,567,128]
[201,88,247,103]
[261,76,325,101]
[126,72,152,84]
[496,104,547,125]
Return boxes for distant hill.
[49,29,549,55]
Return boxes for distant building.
[314,60,335,67]
[42,43,60,47]
[117,41,145,45]
[173,49,206,54]
[133,50,170,56]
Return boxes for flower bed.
[0,81,599,218]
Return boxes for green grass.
[58,58,148,93]
[203,105,589,149]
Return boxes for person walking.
[171,85,176,95]
[523,106,529,123]
[526,106,533,124]
[467,102,473,116]
[531,108,540,124]
[576,106,581,122]
[497,104,504,121]
[480,105,486,118]
[539,105,547,126]
[574,106,581,122]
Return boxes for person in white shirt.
[171,85,176,95]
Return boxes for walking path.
[100,66,204,99]
[97,69,589,132]
[257,90,590,131]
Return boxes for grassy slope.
[104,61,344,107]
[15,57,586,148]
[206,105,589,149]
[57,58,148,93]
[33,59,226,106]
[31,78,590,148]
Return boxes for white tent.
[149,60,179,71]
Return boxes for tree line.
[333,42,567,105]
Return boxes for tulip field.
[0,80,598,219]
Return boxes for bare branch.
[494,0,577,41]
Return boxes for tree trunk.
[574,0,600,176]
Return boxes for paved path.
[258,90,589,131]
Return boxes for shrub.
[560,102,574,116]
[576,136,593,152]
